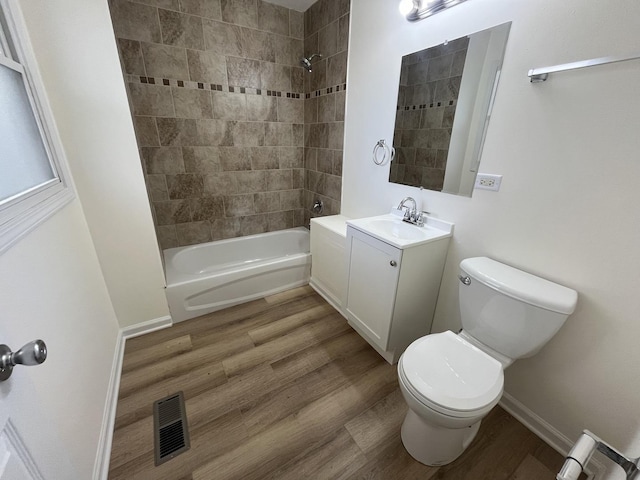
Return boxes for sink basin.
[346,212,454,249]
[366,219,425,240]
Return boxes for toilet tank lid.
[460,257,578,314]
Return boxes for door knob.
[0,340,47,381]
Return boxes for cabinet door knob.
[390,260,397,267]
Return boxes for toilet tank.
[459,257,578,360]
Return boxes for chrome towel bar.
[529,52,640,82]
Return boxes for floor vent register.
[153,391,190,466]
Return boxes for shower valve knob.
[0,339,47,381]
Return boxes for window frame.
[0,0,75,255]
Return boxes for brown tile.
[434,75,462,103]
[172,87,213,119]
[451,48,467,77]
[141,42,189,79]
[327,50,347,86]
[117,39,146,75]
[426,53,454,82]
[292,168,304,189]
[179,0,221,19]
[325,174,341,201]
[203,172,238,195]
[318,94,336,122]
[190,196,225,221]
[258,1,289,36]
[291,67,304,92]
[332,150,343,176]
[167,173,204,199]
[203,19,243,56]
[337,13,349,53]
[146,174,169,201]
[253,191,280,213]
[304,147,317,170]
[277,98,303,123]
[187,49,228,84]
[142,146,185,174]
[110,0,161,43]
[421,106,444,129]
[292,124,304,146]
[225,194,255,216]
[132,0,179,9]
[442,105,456,128]
[318,19,338,59]
[219,146,251,171]
[289,10,304,39]
[156,117,197,146]
[221,0,258,28]
[235,170,267,193]
[231,122,265,146]
[426,128,451,150]
[278,146,303,169]
[176,221,212,245]
[195,119,234,146]
[240,28,276,62]
[274,36,303,68]
[293,208,304,227]
[308,58,326,91]
[267,210,293,231]
[335,90,346,121]
[246,95,277,122]
[240,214,268,235]
[265,123,292,146]
[212,91,247,120]
[328,122,344,149]
[129,82,175,116]
[133,116,160,146]
[154,199,191,224]
[260,62,291,91]
[227,57,262,89]
[249,147,279,170]
[304,96,318,124]
[306,169,324,193]
[211,217,241,239]
[316,149,332,174]
[183,146,221,174]
[266,169,292,191]
[156,224,178,249]
[279,189,302,210]
[159,9,204,49]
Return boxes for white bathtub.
[164,227,311,322]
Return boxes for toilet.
[397,256,578,466]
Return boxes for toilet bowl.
[397,257,578,466]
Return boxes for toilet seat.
[399,331,504,418]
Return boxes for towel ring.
[372,139,395,166]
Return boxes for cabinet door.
[345,228,402,350]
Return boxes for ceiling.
[263,0,319,12]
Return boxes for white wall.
[344,0,640,472]
[0,201,120,478]
[19,0,170,328]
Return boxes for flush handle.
[458,275,471,285]
[0,340,47,381]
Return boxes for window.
[0,0,74,254]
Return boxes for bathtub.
[164,228,311,322]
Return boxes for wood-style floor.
[109,286,570,479]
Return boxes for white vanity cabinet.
[309,215,349,314]
[344,217,453,364]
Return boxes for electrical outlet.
[474,173,503,192]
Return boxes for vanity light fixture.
[399,0,469,22]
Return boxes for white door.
[0,329,75,479]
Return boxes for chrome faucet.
[397,197,424,225]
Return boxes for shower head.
[300,53,322,73]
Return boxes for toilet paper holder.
[558,430,639,480]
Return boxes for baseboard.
[92,330,125,480]
[121,315,172,339]
[500,392,606,479]
[93,315,172,479]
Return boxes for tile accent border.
[124,73,345,100]
[398,99,457,111]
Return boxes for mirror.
[389,22,511,196]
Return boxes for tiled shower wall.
[303,0,349,224]
[109,0,348,247]
[390,36,468,191]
